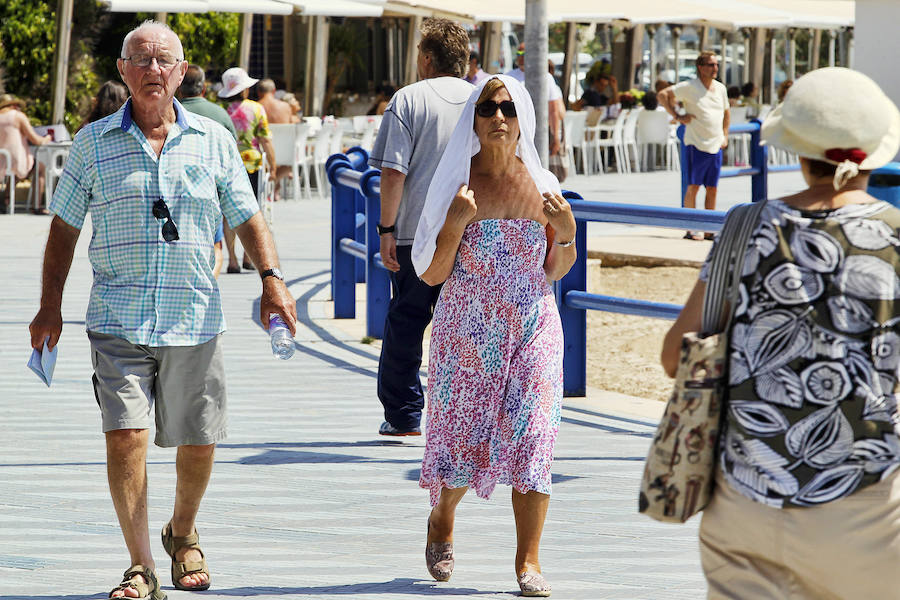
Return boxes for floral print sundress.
[419,219,563,506]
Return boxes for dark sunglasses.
[152,199,180,242]
[475,100,517,118]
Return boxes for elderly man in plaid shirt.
[28,21,295,600]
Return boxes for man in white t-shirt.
[367,18,472,437]
[505,44,563,156]
[659,51,730,240]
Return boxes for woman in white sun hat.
[662,67,900,599]
[218,67,277,272]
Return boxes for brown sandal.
[161,521,211,591]
[109,565,166,600]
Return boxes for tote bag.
[638,199,767,523]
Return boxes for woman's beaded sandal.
[109,565,166,600]
[161,521,211,591]
[517,570,552,597]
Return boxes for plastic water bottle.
[269,313,295,360]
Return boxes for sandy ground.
[586,261,700,401]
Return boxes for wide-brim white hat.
[218,67,259,99]
[761,67,900,174]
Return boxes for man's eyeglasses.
[700,62,719,68]
[123,54,182,69]
[475,100,517,118]
[152,199,180,242]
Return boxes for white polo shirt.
[673,78,729,154]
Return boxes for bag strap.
[700,199,768,336]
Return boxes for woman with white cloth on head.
[413,75,576,597]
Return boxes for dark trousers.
[377,245,442,430]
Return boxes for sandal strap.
[172,557,208,578]
[161,521,201,556]
[111,565,158,598]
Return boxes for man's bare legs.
[107,429,154,599]
[168,443,215,589]
[705,186,718,210]
[512,489,550,576]
[106,432,215,596]
[683,184,700,209]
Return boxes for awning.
[101,0,294,14]
[383,0,622,23]
[279,0,384,17]
[744,0,855,28]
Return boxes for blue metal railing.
[326,147,390,339]
[326,141,900,397]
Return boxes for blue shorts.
[214,221,224,244]
[686,145,723,188]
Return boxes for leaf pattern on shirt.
[708,199,900,508]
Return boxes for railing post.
[326,157,357,318]
[360,168,390,339]
[355,192,367,283]
[677,124,687,207]
[749,120,768,203]
[345,146,370,171]
[557,191,586,397]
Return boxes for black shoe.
[379,421,421,436]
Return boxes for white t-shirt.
[673,78,729,154]
[503,68,563,101]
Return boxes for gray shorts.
[88,331,227,448]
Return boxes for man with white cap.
[28,21,296,599]
[661,66,900,599]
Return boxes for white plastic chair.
[563,111,588,174]
[727,106,751,166]
[622,109,642,173]
[0,148,14,214]
[269,123,312,201]
[357,117,378,152]
[257,151,275,226]
[637,109,675,171]
[591,109,628,173]
[328,119,347,157]
[310,126,332,200]
[30,144,70,211]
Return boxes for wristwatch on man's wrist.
[260,267,284,281]
[376,222,395,236]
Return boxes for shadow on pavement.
[209,577,497,596]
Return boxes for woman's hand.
[542,192,575,242]
[446,184,477,232]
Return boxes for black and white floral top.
[700,199,900,508]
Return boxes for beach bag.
[638,199,767,523]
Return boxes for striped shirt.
[50,98,259,346]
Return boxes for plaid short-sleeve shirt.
[50,98,259,346]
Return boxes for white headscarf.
[411,74,562,277]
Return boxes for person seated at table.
[280,92,302,123]
[727,85,741,107]
[80,81,128,130]
[571,74,618,111]
[641,90,666,112]
[740,81,761,117]
[0,94,51,214]
[367,84,395,116]
[256,78,294,124]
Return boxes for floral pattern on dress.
[227,99,271,173]
[419,219,563,506]
[701,200,900,508]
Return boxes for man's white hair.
[121,20,183,59]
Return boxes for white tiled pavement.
[0,169,805,599]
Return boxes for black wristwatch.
[260,267,284,281]
[376,222,395,236]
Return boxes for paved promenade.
[0,169,805,599]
